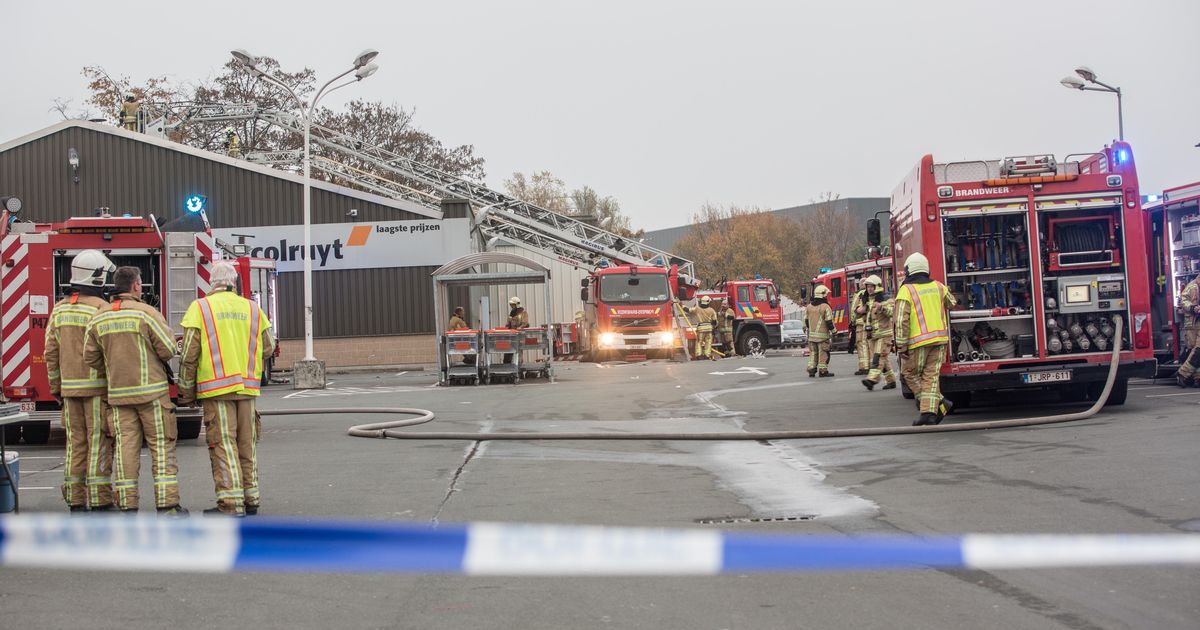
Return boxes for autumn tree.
[570,186,638,237]
[673,203,812,298]
[794,193,867,275]
[504,171,639,237]
[503,171,570,213]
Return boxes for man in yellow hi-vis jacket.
[894,253,957,426]
[179,262,275,517]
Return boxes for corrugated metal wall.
[0,124,457,339]
[470,243,589,329]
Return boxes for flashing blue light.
[1147,194,1159,202]
[819,267,832,273]
[185,195,207,214]
[754,273,762,280]
[1116,149,1128,164]
[122,213,132,218]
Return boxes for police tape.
[1,515,1199,574]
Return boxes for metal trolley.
[483,329,522,384]
[441,330,481,385]
[520,327,552,379]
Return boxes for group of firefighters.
[683,296,736,360]
[45,250,273,516]
[806,252,955,426]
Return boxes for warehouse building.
[0,120,474,367]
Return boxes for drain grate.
[695,515,817,524]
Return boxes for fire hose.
[260,317,1124,442]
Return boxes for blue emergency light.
[1115,149,1128,164]
[185,195,207,214]
[819,267,832,273]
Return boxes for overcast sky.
[2,1,1197,230]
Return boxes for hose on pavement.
[261,317,1124,442]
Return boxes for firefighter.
[861,280,897,391]
[448,306,469,331]
[45,250,116,512]
[225,129,242,158]
[894,253,957,426]
[119,94,140,132]
[850,277,875,375]
[683,295,719,360]
[1175,276,1200,387]
[178,262,274,517]
[83,266,187,516]
[504,297,529,363]
[717,300,736,357]
[804,285,835,377]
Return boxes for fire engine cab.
[0,206,278,444]
[879,142,1156,406]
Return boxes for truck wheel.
[177,417,202,440]
[1102,379,1128,406]
[737,330,767,356]
[3,424,20,445]
[900,380,915,400]
[946,391,972,409]
[21,421,51,445]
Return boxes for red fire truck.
[811,255,894,347]
[1142,181,1200,374]
[0,207,278,443]
[579,263,696,361]
[689,277,786,356]
[879,142,1156,406]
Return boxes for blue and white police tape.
[2,515,1199,574]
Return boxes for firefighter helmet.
[699,295,712,305]
[812,285,829,299]
[864,274,882,287]
[69,250,116,288]
[509,296,521,306]
[904,252,930,275]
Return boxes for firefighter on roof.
[861,277,897,391]
[45,250,116,512]
[894,253,957,425]
[179,262,275,517]
[1175,276,1200,387]
[119,94,141,132]
[804,285,835,377]
[83,266,187,516]
[850,277,875,375]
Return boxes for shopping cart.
[483,329,522,384]
[442,330,481,385]
[520,327,552,379]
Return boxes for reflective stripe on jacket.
[83,293,177,406]
[45,294,108,397]
[895,281,954,349]
[179,289,274,399]
[804,303,834,342]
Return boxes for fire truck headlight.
[599,332,616,347]
[657,331,674,346]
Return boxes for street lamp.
[231,48,380,389]
[1059,65,1124,141]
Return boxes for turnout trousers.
[909,343,946,414]
[203,395,260,514]
[1177,344,1200,381]
[111,396,180,510]
[855,324,870,369]
[696,330,714,359]
[61,396,113,508]
[807,339,831,372]
[865,337,896,385]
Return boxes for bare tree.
[570,186,637,237]
[795,192,865,276]
[504,171,570,213]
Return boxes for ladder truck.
[155,102,700,361]
[876,142,1156,406]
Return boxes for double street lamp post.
[231,49,379,389]
[1060,65,1124,142]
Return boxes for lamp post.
[231,49,379,388]
[1060,65,1123,141]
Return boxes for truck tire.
[946,391,972,409]
[4,424,21,445]
[21,421,51,445]
[1101,378,1128,407]
[177,417,202,440]
[737,329,767,356]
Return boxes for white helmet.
[509,296,521,306]
[864,274,882,287]
[812,285,829,299]
[699,295,712,305]
[70,250,116,287]
[904,252,930,275]
[210,261,238,290]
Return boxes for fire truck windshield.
[599,274,670,304]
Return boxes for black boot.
[914,413,936,426]
[157,505,190,518]
[90,504,115,512]
[819,370,835,377]
[69,505,89,514]
[203,507,245,518]
[854,368,868,376]
[881,382,897,390]
[861,379,875,391]
[245,504,259,516]
[807,369,816,377]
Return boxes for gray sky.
[2,0,1197,230]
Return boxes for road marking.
[1144,391,1200,398]
[282,389,311,400]
[17,486,54,490]
[395,371,408,377]
[708,366,767,376]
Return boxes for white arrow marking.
[708,366,768,376]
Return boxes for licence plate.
[1022,370,1072,384]
[19,401,36,413]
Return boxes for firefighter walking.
[684,296,719,360]
[860,276,897,391]
[45,250,116,512]
[1175,276,1200,387]
[83,266,187,515]
[717,301,736,357]
[179,262,275,517]
[894,253,957,425]
[804,285,835,377]
[850,278,875,375]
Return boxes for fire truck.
[0,205,278,444]
[685,277,786,356]
[579,263,695,361]
[811,255,894,347]
[877,142,1156,406]
[1142,181,1200,374]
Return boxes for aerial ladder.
[148,102,695,278]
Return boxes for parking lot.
[4,350,1199,630]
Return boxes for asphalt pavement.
[4,350,1198,630]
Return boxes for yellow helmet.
[864,274,882,287]
[509,296,521,306]
[699,295,712,305]
[904,252,930,275]
[812,285,829,299]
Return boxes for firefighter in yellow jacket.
[860,278,897,391]
[894,253,957,426]
[45,250,116,512]
[179,262,275,517]
[83,266,186,515]
[1175,276,1200,387]
[804,285,835,377]
[684,295,719,360]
